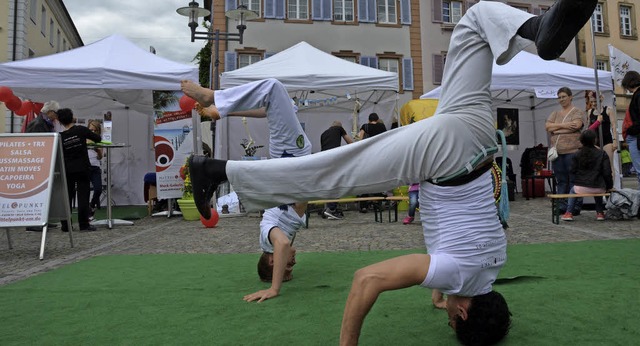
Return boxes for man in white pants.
[182,1,597,344]
[192,78,312,302]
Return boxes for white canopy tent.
[0,34,199,205]
[421,51,616,187]
[217,41,399,159]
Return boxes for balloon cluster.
[0,86,43,116]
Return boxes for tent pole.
[589,13,604,149]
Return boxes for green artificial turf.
[0,239,638,345]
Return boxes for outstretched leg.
[189,0,598,215]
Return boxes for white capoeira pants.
[215,78,312,158]
[227,1,535,211]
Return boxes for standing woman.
[57,109,102,232]
[545,87,584,214]
[587,94,618,176]
[621,71,640,188]
[87,120,103,214]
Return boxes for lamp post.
[177,1,257,159]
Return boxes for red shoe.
[596,213,605,221]
[402,216,414,225]
[561,212,573,221]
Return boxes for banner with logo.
[152,91,193,200]
[608,45,640,87]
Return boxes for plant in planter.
[240,138,264,158]
[177,157,200,220]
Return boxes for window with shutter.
[432,0,442,22]
[402,58,414,91]
[400,0,411,24]
[225,51,238,72]
[289,0,310,20]
[334,0,355,22]
[432,54,444,85]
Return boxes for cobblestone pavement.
[1,195,639,286]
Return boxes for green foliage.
[192,21,212,89]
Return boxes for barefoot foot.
[181,80,215,107]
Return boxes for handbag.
[547,109,574,162]
[547,145,558,162]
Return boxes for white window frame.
[30,0,38,23]
[288,0,309,20]
[238,53,262,69]
[49,19,54,46]
[240,0,261,17]
[377,0,397,24]
[592,3,604,33]
[620,5,632,36]
[596,60,608,71]
[333,0,355,22]
[443,1,463,24]
[378,58,399,74]
[40,6,46,35]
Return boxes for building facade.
[1,0,82,133]
[207,0,417,118]
[576,0,639,116]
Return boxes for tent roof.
[221,41,398,92]
[422,51,613,98]
[0,34,198,90]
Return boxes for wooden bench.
[307,197,387,224]
[548,193,610,224]
[306,196,411,224]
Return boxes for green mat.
[0,239,638,345]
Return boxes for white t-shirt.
[88,148,101,167]
[419,171,506,296]
[259,205,307,253]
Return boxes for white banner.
[534,88,559,99]
[608,44,640,87]
[153,91,193,200]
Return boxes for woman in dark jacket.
[562,130,613,222]
[58,108,102,231]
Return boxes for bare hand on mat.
[243,288,279,303]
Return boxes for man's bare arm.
[243,229,290,303]
[340,254,431,346]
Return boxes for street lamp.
[177,2,258,89]
[177,2,258,159]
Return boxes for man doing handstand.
[187,78,312,302]
[182,1,597,344]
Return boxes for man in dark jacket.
[24,100,61,232]
[25,100,61,133]
[320,121,354,219]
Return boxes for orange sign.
[0,137,54,199]
[0,135,56,227]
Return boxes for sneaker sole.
[537,0,598,60]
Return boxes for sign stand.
[0,133,73,260]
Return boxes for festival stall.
[0,35,199,205]
[217,41,400,159]
[420,51,617,189]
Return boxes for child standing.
[402,183,420,224]
[562,130,613,221]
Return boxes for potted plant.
[176,157,201,221]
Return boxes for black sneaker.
[80,225,97,232]
[535,0,598,60]
[323,209,343,220]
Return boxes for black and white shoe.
[323,209,343,220]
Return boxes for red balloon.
[200,210,219,228]
[5,95,22,112]
[33,102,44,113]
[15,101,33,116]
[179,95,196,113]
[0,86,13,102]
